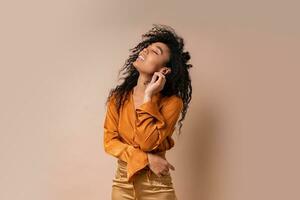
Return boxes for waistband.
[117,151,166,166]
[117,159,150,172]
[117,151,167,180]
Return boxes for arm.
[133,95,184,152]
[103,94,149,181]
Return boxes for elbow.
[103,141,111,154]
[139,144,154,152]
[138,141,159,152]
[103,145,109,154]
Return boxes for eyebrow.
[154,45,163,55]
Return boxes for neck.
[133,73,152,94]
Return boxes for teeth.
[138,55,145,61]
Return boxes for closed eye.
[152,50,158,55]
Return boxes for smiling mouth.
[137,55,145,61]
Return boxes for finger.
[160,68,167,74]
[168,162,175,170]
[155,73,165,84]
[159,171,166,177]
[160,172,166,176]
[154,71,165,77]
[164,168,169,173]
[157,71,166,79]
[162,68,171,75]
[151,74,163,86]
[161,68,170,75]
[150,73,159,84]
[162,167,169,173]
[162,169,169,176]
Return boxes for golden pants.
[111,159,178,200]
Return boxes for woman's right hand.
[147,153,175,177]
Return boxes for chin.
[132,61,141,70]
[133,62,155,74]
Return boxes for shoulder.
[107,92,118,110]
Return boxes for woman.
[103,24,192,200]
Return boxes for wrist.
[144,91,153,97]
[146,153,150,164]
[143,93,152,103]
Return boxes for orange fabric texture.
[103,89,183,182]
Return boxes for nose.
[142,47,149,54]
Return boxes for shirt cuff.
[126,146,149,182]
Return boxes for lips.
[137,54,145,61]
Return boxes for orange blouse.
[103,89,183,182]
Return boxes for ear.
[160,67,172,75]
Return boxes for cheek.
[142,58,159,72]
[146,57,164,70]
[133,59,156,73]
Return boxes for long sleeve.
[103,94,149,182]
[133,95,184,152]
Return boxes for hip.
[114,159,174,187]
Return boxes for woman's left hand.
[145,68,171,96]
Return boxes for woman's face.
[133,42,171,74]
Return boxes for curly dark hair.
[105,24,192,136]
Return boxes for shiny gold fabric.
[112,159,178,200]
[103,89,183,182]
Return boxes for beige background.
[1,0,299,199]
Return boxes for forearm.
[133,95,183,152]
[143,92,152,104]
